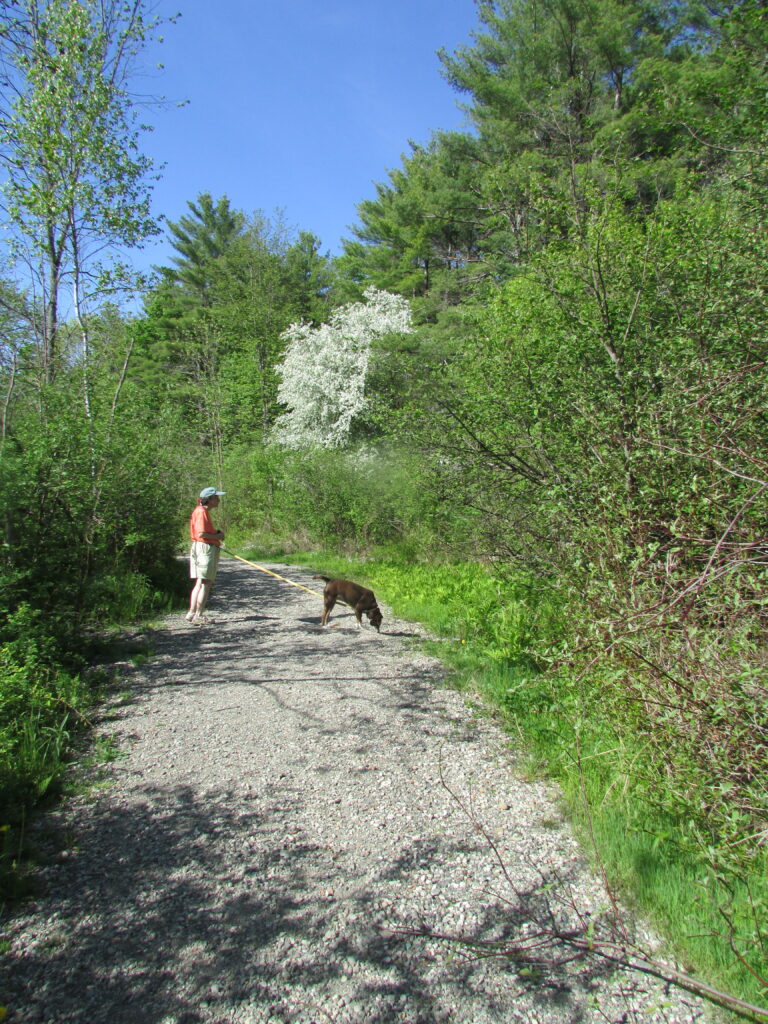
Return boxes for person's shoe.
[185,611,196,622]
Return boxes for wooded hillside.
[1,0,766,1009]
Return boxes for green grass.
[263,546,556,659]
[0,616,131,901]
[250,546,767,1018]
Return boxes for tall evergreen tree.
[338,134,489,306]
[163,192,246,304]
[439,0,672,159]
[142,205,333,451]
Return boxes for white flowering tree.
[271,287,413,448]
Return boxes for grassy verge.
[246,544,767,1018]
[0,578,174,903]
[0,651,97,899]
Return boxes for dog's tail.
[312,575,333,582]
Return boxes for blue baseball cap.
[199,487,225,500]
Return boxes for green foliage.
[1,374,187,627]
[0,605,94,820]
[0,0,765,1005]
[287,550,767,1006]
[0,605,102,901]
[337,133,490,305]
[308,3,768,1002]
[84,572,175,624]
[0,360,184,846]
[164,193,246,301]
[361,561,557,663]
[223,442,443,554]
[0,0,165,379]
[142,203,333,461]
[0,0,191,865]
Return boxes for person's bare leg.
[187,578,203,619]
[194,579,213,621]
[187,578,212,621]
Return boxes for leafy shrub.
[223,443,443,553]
[0,606,94,822]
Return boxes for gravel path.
[1,558,710,1024]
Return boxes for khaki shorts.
[190,541,221,581]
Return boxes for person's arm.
[191,507,224,543]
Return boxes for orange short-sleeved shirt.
[190,504,221,546]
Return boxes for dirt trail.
[0,558,707,1024]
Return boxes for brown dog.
[313,575,383,632]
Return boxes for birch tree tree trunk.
[0,0,164,382]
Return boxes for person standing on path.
[187,487,225,624]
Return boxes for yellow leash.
[222,549,324,597]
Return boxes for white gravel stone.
[0,559,713,1024]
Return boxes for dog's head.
[368,605,383,632]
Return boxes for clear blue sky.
[136,0,480,273]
